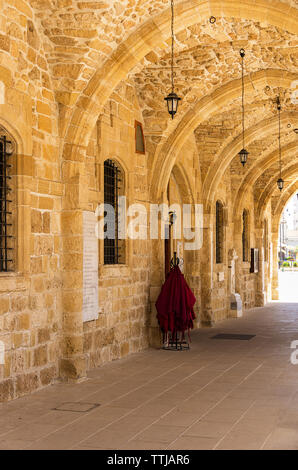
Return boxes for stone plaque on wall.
[83,211,99,322]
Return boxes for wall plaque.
[83,211,99,322]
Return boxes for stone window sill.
[0,271,24,277]
[100,264,130,277]
[0,272,27,292]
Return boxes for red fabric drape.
[155,266,196,337]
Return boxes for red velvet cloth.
[155,266,196,335]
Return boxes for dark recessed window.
[104,159,125,265]
[264,218,268,262]
[0,134,14,272]
[135,121,145,154]
[242,209,249,262]
[216,201,224,264]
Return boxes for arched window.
[135,121,145,154]
[0,131,15,272]
[216,201,224,264]
[104,159,125,265]
[264,218,268,262]
[242,209,249,262]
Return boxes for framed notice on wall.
[250,248,259,274]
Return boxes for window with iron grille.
[242,209,249,262]
[104,159,125,265]
[216,201,224,264]
[0,134,14,272]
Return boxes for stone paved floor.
[1,302,298,450]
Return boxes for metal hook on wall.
[170,251,179,268]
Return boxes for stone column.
[59,144,88,382]
[228,248,243,317]
[200,211,214,327]
[185,248,201,328]
[255,227,266,306]
[148,238,164,348]
[148,191,168,348]
[233,215,244,306]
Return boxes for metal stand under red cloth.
[162,331,190,351]
[155,260,196,351]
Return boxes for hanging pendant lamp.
[164,0,181,119]
[238,49,249,166]
[276,96,284,191]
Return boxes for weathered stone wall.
[0,0,61,401]
[237,190,257,311]
[211,168,231,322]
[82,81,150,370]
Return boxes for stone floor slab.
[0,301,298,450]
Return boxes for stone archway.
[151,70,297,203]
[61,0,297,148]
[270,182,298,301]
[148,161,199,346]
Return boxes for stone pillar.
[233,215,243,300]
[185,248,201,328]
[148,191,168,348]
[271,231,279,300]
[228,248,243,317]
[200,212,214,327]
[148,238,164,348]
[255,227,266,306]
[59,144,88,382]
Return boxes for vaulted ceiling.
[26,0,298,213]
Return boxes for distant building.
[279,193,298,263]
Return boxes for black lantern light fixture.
[276,96,284,191]
[164,0,181,118]
[238,49,249,167]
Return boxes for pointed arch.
[150,69,296,201]
[61,0,297,162]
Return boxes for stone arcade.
[0,0,297,402]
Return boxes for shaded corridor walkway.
[1,302,298,450]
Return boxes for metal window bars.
[0,135,14,272]
[216,201,223,264]
[104,159,121,264]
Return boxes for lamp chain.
[171,0,174,93]
[241,53,245,149]
[278,98,282,179]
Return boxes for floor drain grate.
[211,333,255,341]
[53,402,100,413]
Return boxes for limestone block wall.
[81,81,150,370]
[211,170,231,322]
[0,0,61,401]
[237,191,257,311]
